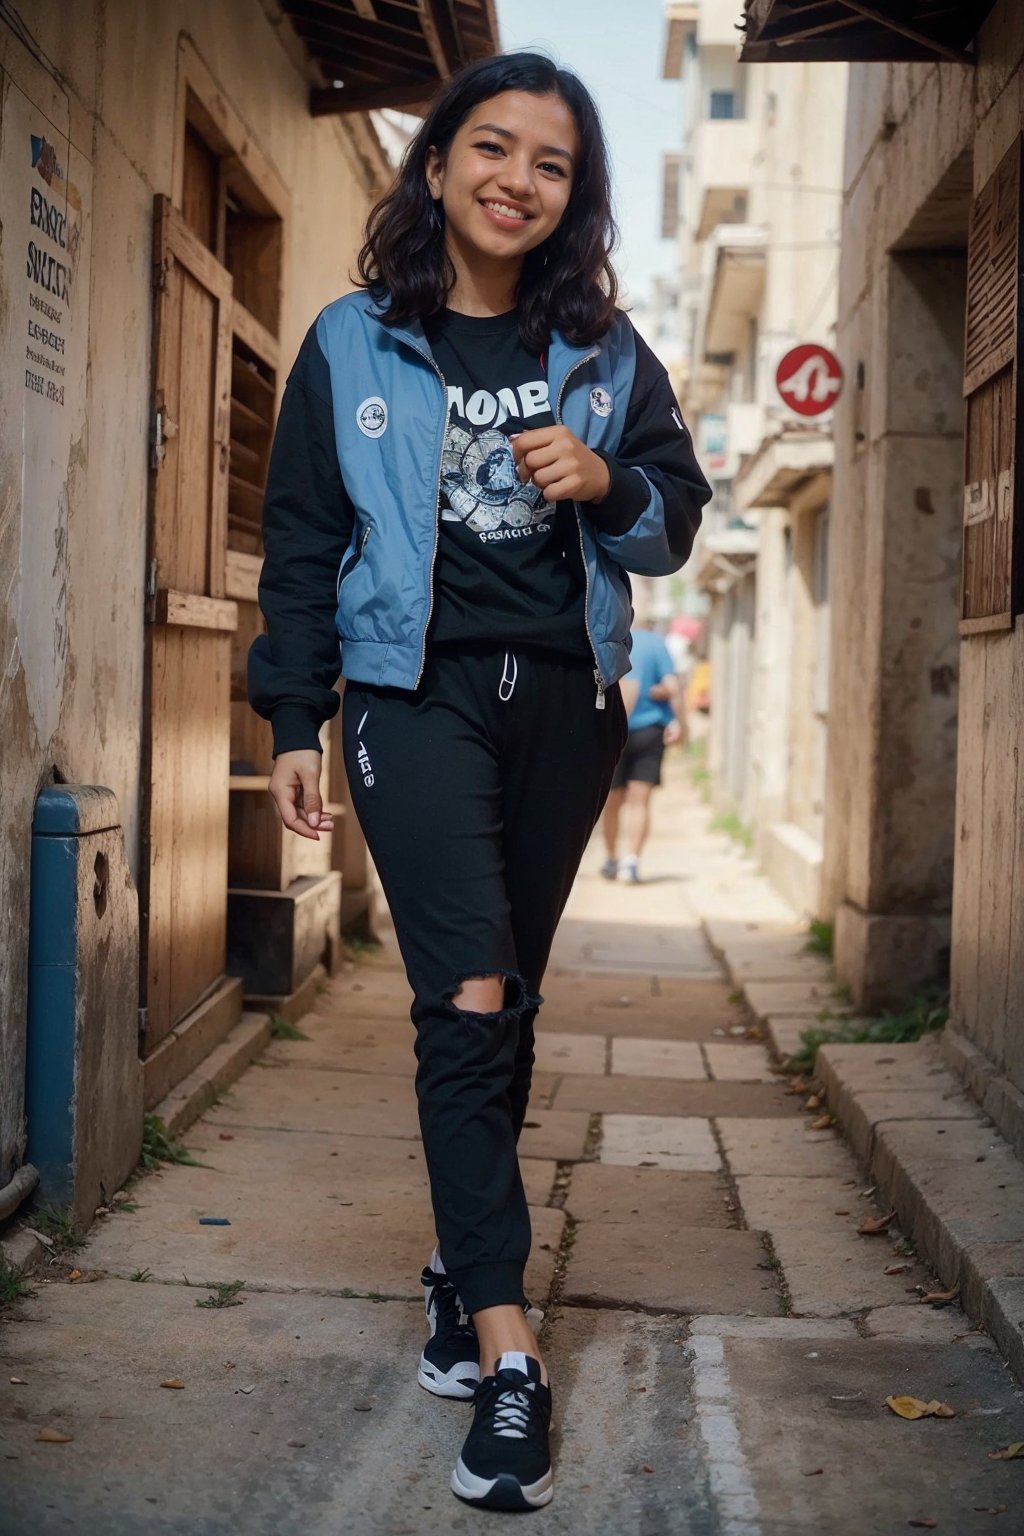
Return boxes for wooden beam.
[836,1,974,63]
[418,0,462,80]
[310,75,439,115]
[776,13,863,45]
[351,0,377,17]
[292,16,430,69]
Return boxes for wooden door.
[141,194,240,1054]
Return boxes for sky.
[495,0,683,307]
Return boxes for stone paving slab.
[517,1109,592,1162]
[83,1129,561,1302]
[538,974,747,1039]
[735,1175,934,1317]
[718,1117,860,1178]
[552,1074,800,1118]
[210,1066,421,1139]
[563,1224,778,1314]
[703,1043,779,1082]
[564,1164,734,1227]
[705,1326,1024,1534]
[265,1016,417,1076]
[610,1037,707,1079]
[766,1015,816,1063]
[533,1032,607,1075]
[743,980,852,1022]
[599,1115,721,1171]
[839,1088,983,1166]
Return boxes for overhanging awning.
[740,0,998,65]
[698,525,760,595]
[276,0,500,117]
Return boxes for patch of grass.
[0,1254,32,1304]
[686,738,712,803]
[269,1014,310,1042]
[709,811,754,852]
[345,934,382,956]
[140,1114,202,1171]
[195,1279,246,1309]
[806,919,834,958]
[790,987,949,1073]
[129,1267,152,1283]
[33,1205,82,1253]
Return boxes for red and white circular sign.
[775,343,843,417]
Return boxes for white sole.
[417,1356,479,1400]
[451,1456,554,1510]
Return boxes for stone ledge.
[817,1039,1024,1383]
[151,1011,273,1139]
[942,1026,1024,1163]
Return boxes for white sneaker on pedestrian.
[617,857,640,885]
[600,857,618,880]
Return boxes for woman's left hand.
[512,426,611,504]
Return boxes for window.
[961,134,1023,633]
[180,89,284,563]
[709,91,739,120]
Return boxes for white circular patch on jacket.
[357,396,388,438]
[590,386,613,417]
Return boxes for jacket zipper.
[554,347,606,708]
[398,339,447,689]
[336,524,371,601]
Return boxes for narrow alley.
[3,761,1021,1535]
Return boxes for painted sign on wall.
[0,73,91,741]
[775,344,843,418]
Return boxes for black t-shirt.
[422,307,591,658]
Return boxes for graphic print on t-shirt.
[440,380,554,538]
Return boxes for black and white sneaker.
[418,1260,480,1400]
[450,1352,553,1511]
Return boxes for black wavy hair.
[355,51,619,351]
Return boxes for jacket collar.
[366,293,599,406]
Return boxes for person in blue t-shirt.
[601,622,682,884]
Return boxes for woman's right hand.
[268,750,335,840]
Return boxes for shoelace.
[492,1384,533,1439]
[424,1268,475,1339]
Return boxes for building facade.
[0,1,497,1222]
[662,0,846,912]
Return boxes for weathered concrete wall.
[825,2,1022,1020]
[0,0,384,1184]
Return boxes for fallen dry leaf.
[886,1396,955,1420]
[68,1270,103,1284]
[919,1284,960,1306]
[36,1428,73,1444]
[639,1463,655,1474]
[9,1378,26,1386]
[859,1210,897,1235]
[804,1094,822,1111]
[809,1114,834,1131]
[159,1378,185,1390]
[67,1270,81,1282]
[988,1441,1024,1461]
[802,1467,824,1476]
[907,1521,937,1530]
[885,1263,913,1275]
[786,1076,809,1095]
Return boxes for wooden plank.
[225,549,262,602]
[176,269,217,592]
[960,612,1013,636]
[232,302,281,371]
[963,138,1021,398]
[153,589,238,631]
[164,196,233,305]
[177,43,290,220]
[209,287,233,598]
[835,2,974,65]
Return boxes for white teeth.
[483,201,527,221]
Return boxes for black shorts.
[610,723,666,790]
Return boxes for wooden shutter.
[142,195,240,1052]
[961,137,1023,635]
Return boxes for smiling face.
[425,90,579,278]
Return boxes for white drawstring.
[499,650,518,702]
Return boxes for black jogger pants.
[342,644,627,1315]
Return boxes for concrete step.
[818,1038,1024,1383]
[150,1011,272,1139]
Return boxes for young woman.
[248,51,710,1513]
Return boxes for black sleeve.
[247,322,355,757]
[586,325,712,568]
